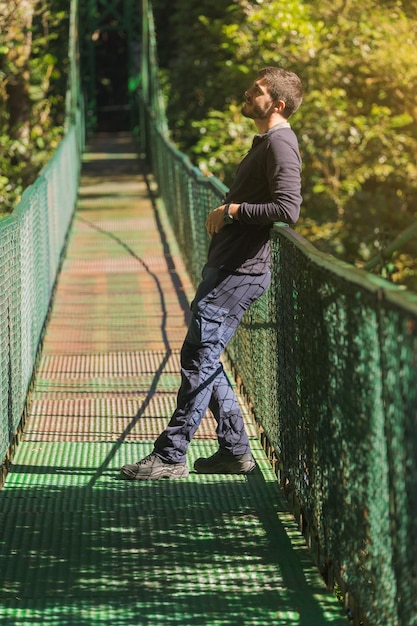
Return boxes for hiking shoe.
[120,453,189,480]
[194,450,256,474]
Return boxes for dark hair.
[257,67,303,118]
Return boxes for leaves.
[0,0,68,215]
[154,0,417,290]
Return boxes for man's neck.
[254,113,287,134]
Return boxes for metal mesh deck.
[0,134,346,625]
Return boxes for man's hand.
[205,205,227,238]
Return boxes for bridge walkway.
[0,133,346,625]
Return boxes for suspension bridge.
[1,1,416,625]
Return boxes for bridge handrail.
[0,112,83,469]
[0,0,83,474]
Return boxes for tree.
[0,0,69,214]
[3,0,33,142]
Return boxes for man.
[121,66,303,480]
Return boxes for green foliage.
[154,0,417,290]
[153,0,248,149]
[0,1,69,215]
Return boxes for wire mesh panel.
[43,125,80,287]
[228,227,417,625]
[16,178,50,403]
[150,125,226,287]
[0,0,83,464]
[0,216,22,449]
[379,297,417,626]
[0,122,83,463]
[266,231,400,625]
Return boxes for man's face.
[242,77,276,121]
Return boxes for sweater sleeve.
[238,135,302,226]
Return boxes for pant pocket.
[195,302,229,346]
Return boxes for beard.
[241,100,274,120]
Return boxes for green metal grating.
[0,443,345,625]
[1,443,341,626]
[0,134,346,625]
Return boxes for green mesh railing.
[138,2,417,624]
[0,0,83,470]
[229,232,417,626]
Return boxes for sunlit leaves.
[0,1,68,215]
[154,0,417,288]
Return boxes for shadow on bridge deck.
[0,133,347,625]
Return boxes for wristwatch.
[223,203,234,224]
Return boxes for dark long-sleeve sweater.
[206,123,302,274]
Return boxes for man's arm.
[205,131,301,236]
[238,137,302,226]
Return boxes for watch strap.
[223,203,234,224]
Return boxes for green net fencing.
[0,0,83,469]
[231,231,417,626]
[139,2,417,624]
[0,116,83,464]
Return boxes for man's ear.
[275,99,286,113]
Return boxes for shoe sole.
[120,467,189,480]
[194,461,256,475]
